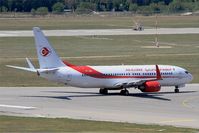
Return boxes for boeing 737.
[7,27,193,95]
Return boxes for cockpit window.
[185,71,189,74]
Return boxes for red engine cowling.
[139,81,161,92]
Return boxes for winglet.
[26,58,35,69]
[156,65,162,80]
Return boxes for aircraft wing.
[114,65,162,88]
[114,79,157,88]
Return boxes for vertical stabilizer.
[33,27,65,69]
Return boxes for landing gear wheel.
[175,86,179,93]
[120,90,124,95]
[175,88,179,93]
[99,88,108,95]
[120,89,129,96]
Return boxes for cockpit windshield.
[185,71,189,74]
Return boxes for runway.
[0,28,199,37]
[0,84,198,129]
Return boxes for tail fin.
[33,27,65,69]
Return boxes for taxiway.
[0,28,199,37]
[0,84,198,128]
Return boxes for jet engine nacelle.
[139,81,161,92]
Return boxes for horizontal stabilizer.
[7,64,59,75]
[37,68,59,73]
[6,65,37,72]
[6,58,37,73]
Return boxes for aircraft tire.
[175,88,179,93]
[120,90,129,96]
[99,88,108,95]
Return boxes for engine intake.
[139,81,161,92]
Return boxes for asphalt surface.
[0,28,199,37]
[0,84,198,129]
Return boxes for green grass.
[0,34,199,86]
[0,15,198,30]
[0,115,198,132]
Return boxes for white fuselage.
[41,65,193,89]
[7,28,193,93]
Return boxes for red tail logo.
[41,47,50,56]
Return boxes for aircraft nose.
[188,73,193,82]
[190,73,193,81]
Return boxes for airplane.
[6,27,193,95]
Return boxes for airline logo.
[40,47,51,57]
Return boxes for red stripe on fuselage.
[63,61,178,79]
[63,61,105,78]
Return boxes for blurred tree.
[76,2,96,13]
[168,0,185,12]
[0,6,8,12]
[65,0,77,11]
[36,7,48,16]
[129,3,138,12]
[52,2,64,13]
[0,0,198,13]
[31,8,36,16]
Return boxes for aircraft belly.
[69,77,118,88]
[40,73,60,82]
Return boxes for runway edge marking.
[0,104,36,109]
[159,119,196,123]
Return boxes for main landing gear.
[120,89,129,96]
[175,86,179,93]
[99,88,108,95]
[99,88,129,95]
